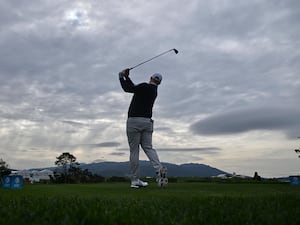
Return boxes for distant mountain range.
[41,161,228,177]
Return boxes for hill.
[78,161,228,177]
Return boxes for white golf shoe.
[157,167,168,188]
[130,179,148,188]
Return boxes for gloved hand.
[119,68,130,79]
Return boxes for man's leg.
[127,118,141,181]
[140,120,162,172]
[140,119,168,187]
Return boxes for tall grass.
[1,182,299,225]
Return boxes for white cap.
[151,73,162,84]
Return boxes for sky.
[0,0,299,177]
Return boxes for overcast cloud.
[0,0,299,177]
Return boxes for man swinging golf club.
[119,68,168,188]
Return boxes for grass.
[1,182,300,225]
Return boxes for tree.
[253,171,261,181]
[55,152,79,182]
[55,152,78,169]
[0,158,10,176]
[54,152,106,183]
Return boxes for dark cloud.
[118,147,221,154]
[110,152,126,156]
[91,142,121,148]
[57,141,121,149]
[158,147,221,154]
[67,142,121,149]
[61,120,87,126]
[191,105,300,137]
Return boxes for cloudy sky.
[1,0,299,177]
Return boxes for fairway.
[1,182,300,225]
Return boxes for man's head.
[150,73,162,85]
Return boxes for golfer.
[119,68,167,188]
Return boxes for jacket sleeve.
[119,76,136,93]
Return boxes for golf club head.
[173,48,179,54]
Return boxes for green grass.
[1,182,300,225]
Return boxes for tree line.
[0,153,106,183]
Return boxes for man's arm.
[119,68,135,93]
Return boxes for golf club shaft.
[129,49,177,71]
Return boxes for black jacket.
[120,77,157,118]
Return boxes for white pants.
[126,117,162,181]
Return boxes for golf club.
[129,48,178,71]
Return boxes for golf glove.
[119,71,125,79]
[119,69,130,79]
